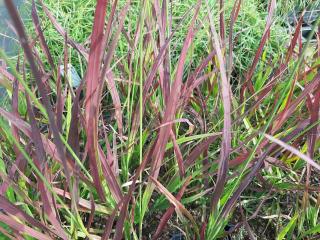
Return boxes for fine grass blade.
[152,176,192,239]
[31,0,55,70]
[38,0,89,60]
[150,176,199,238]
[205,0,232,211]
[26,96,68,239]
[0,213,53,240]
[242,0,276,95]
[264,133,320,171]
[4,0,71,184]
[0,195,64,239]
[84,0,109,201]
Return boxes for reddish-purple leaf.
[285,11,305,64]
[31,0,55,70]
[273,73,320,131]
[67,83,82,162]
[307,83,320,159]
[148,0,201,185]
[25,96,68,240]
[227,0,242,78]
[101,206,118,240]
[242,0,276,95]
[114,143,156,240]
[102,119,118,176]
[150,176,199,236]
[154,0,170,103]
[5,0,72,189]
[0,213,54,240]
[38,0,88,60]
[130,9,195,136]
[105,71,123,137]
[0,195,66,239]
[220,146,273,219]
[98,145,123,203]
[11,67,20,156]
[99,1,131,137]
[152,176,192,239]
[0,107,91,185]
[185,134,221,168]
[170,130,185,178]
[84,0,109,201]
[264,133,320,171]
[206,0,232,211]
[219,0,225,43]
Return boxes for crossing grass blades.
[0,0,320,239]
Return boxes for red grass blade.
[130,8,195,136]
[152,176,192,239]
[219,0,225,44]
[38,0,89,61]
[220,146,272,219]
[84,0,109,201]
[53,187,111,214]
[55,63,63,133]
[114,143,156,240]
[185,134,221,168]
[150,176,199,238]
[100,1,132,137]
[11,69,20,156]
[0,195,64,239]
[170,130,185,178]
[26,96,68,239]
[139,5,203,228]
[0,213,54,240]
[264,133,320,171]
[227,0,241,78]
[273,73,320,131]
[221,114,319,218]
[4,0,71,184]
[205,0,232,211]
[285,11,305,63]
[31,0,55,70]
[102,119,118,175]
[181,49,217,107]
[148,0,201,183]
[98,145,123,203]
[154,0,170,103]
[105,71,123,137]
[104,0,118,47]
[307,84,320,159]
[67,84,83,162]
[101,205,118,240]
[130,36,172,135]
[242,0,276,95]
[0,107,91,184]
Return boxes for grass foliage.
[0,0,320,239]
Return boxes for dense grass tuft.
[0,0,319,239]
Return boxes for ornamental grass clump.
[0,0,319,239]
